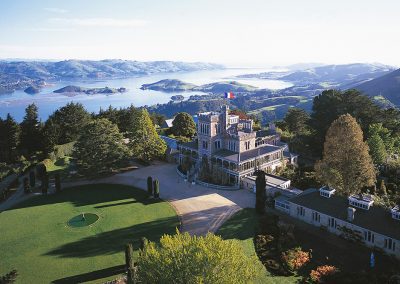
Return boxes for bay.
[0,68,292,122]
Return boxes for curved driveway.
[63,163,256,235]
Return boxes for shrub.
[310,265,339,283]
[153,179,159,198]
[41,174,49,195]
[0,269,18,284]
[29,171,35,187]
[147,176,153,195]
[55,173,61,192]
[36,163,47,181]
[23,177,30,194]
[281,247,310,272]
[137,231,259,283]
[125,243,134,270]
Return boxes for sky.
[0,0,399,67]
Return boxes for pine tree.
[20,104,42,155]
[379,179,387,196]
[74,119,130,175]
[147,176,153,195]
[127,109,167,161]
[315,114,376,195]
[0,114,20,162]
[367,133,387,165]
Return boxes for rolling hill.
[355,68,400,106]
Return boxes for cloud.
[44,8,68,14]
[25,27,73,32]
[48,18,148,28]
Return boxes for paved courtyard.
[63,162,256,235]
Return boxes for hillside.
[355,68,400,106]
[238,63,395,86]
[0,60,223,93]
[141,79,197,92]
[53,85,127,95]
[141,80,258,94]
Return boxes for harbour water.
[0,68,292,121]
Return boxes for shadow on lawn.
[52,264,126,283]
[217,208,258,241]
[45,216,179,258]
[9,183,162,210]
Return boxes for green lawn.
[0,184,179,283]
[216,208,300,284]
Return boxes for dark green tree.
[0,114,20,162]
[255,170,266,214]
[41,117,60,155]
[20,103,42,155]
[171,112,196,138]
[153,179,159,198]
[49,102,91,144]
[41,173,49,195]
[74,119,130,175]
[283,107,310,134]
[147,176,153,195]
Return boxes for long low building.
[275,186,400,259]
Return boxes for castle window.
[215,140,221,149]
[202,141,208,149]
[245,141,250,150]
[364,231,375,243]
[384,238,396,251]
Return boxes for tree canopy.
[48,102,91,144]
[171,112,196,138]
[74,118,130,174]
[0,114,20,162]
[137,231,259,284]
[127,108,166,161]
[315,114,376,195]
[283,107,310,134]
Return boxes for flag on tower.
[224,92,235,99]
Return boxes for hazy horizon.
[1,0,400,66]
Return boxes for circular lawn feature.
[0,184,179,283]
[68,212,100,228]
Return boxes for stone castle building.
[179,105,297,187]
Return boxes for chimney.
[347,207,356,222]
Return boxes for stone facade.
[179,105,293,187]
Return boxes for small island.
[24,86,41,94]
[141,79,258,94]
[171,95,185,101]
[53,85,127,96]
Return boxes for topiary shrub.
[36,163,47,182]
[153,179,159,198]
[29,171,35,187]
[55,173,61,192]
[125,243,136,284]
[41,174,49,195]
[147,176,153,196]
[23,177,30,194]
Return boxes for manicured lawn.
[216,208,300,284]
[0,184,179,283]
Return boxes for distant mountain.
[0,60,224,93]
[355,68,400,106]
[237,63,396,87]
[141,79,258,94]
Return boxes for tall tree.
[49,102,91,144]
[315,114,376,195]
[20,103,42,155]
[0,114,20,162]
[171,112,196,138]
[74,118,130,175]
[367,133,387,165]
[310,89,381,157]
[283,107,310,134]
[127,109,166,161]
